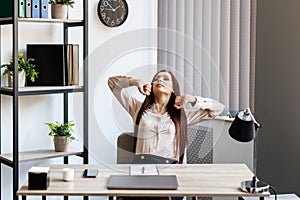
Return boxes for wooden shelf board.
[0,17,83,24]
[0,149,83,163]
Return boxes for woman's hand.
[174,95,196,109]
[127,77,151,96]
[137,83,151,96]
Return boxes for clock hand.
[105,1,115,11]
[105,8,113,11]
[114,5,120,11]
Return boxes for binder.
[31,0,40,18]
[26,44,79,86]
[40,0,48,18]
[26,0,31,18]
[0,0,13,18]
[19,0,26,18]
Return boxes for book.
[66,44,79,85]
[129,165,159,176]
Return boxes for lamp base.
[241,179,269,193]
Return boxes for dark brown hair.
[134,70,187,163]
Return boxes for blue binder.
[31,0,40,18]
[40,0,48,18]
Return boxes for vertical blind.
[157,0,257,114]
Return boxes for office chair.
[116,126,213,164]
[117,132,135,164]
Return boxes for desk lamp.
[228,108,269,193]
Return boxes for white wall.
[0,0,158,200]
[88,0,158,164]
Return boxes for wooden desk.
[17,164,270,198]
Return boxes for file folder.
[19,0,26,18]
[26,0,31,18]
[40,0,48,18]
[0,0,13,18]
[31,0,40,18]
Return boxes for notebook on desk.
[107,175,178,190]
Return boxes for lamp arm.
[245,108,261,129]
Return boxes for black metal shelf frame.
[0,1,89,200]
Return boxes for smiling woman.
[97,0,129,27]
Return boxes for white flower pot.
[8,71,26,87]
[51,4,68,19]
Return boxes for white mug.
[62,168,74,181]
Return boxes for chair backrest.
[187,125,213,164]
[117,132,135,164]
[117,125,213,165]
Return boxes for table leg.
[22,196,26,200]
[64,196,68,200]
[42,196,46,200]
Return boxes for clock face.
[97,0,128,27]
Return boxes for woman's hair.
[134,70,187,163]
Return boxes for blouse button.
[141,156,145,160]
[165,160,169,164]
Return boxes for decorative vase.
[8,71,26,87]
[51,4,68,19]
[54,136,69,152]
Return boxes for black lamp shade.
[229,111,256,142]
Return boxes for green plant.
[46,121,77,142]
[49,0,75,8]
[0,53,38,82]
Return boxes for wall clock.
[97,0,129,27]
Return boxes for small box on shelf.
[28,166,50,190]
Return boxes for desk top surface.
[17,163,270,197]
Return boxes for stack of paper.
[129,165,159,176]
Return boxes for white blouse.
[108,76,225,161]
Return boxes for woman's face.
[152,71,173,95]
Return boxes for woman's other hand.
[174,95,196,109]
[137,83,151,96]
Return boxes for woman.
[108,70,225,164]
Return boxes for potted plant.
[49,0,75,19]
[0,53,38,87]
[46,120,77,152]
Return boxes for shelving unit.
[0,1,89,200]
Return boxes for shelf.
[0,17,84,26]
[0,86,84,96]
[0,149,84,167]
